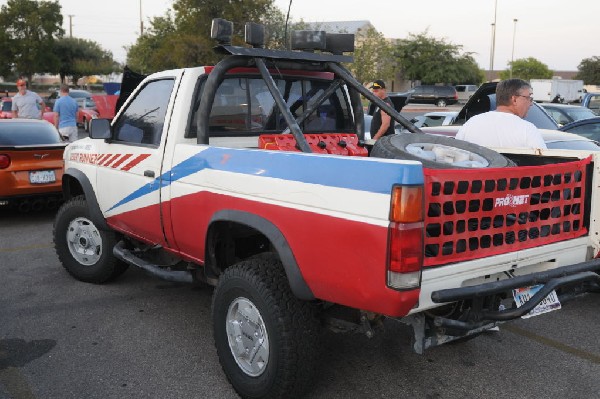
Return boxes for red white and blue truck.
[53,19,600,399]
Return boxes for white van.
[454,84,478,102]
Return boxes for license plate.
[513,285,561,319]
[29,170,56,184]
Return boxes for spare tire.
[370,134,515,169]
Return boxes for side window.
[113,79,175,146]
[413,86,424,94]
[455,86,465,93]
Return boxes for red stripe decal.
[96,154,111,164]
[121,154,151,171]
[103,154,121,167]
[112,154,133,168]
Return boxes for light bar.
[326,33,354,55]
[245,22,265,48]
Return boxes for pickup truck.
[53,19,600,398]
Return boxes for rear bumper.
[430,258,600,328]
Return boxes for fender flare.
[209,210,315,301]
[63,168,110,231]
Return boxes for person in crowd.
[456,78,547,149]
[369,80,395,141]
[11,79,45,119]
[53,84,79,142]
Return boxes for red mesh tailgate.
[423,157,591,267]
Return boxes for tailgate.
[422,156,591,267]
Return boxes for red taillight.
[387,185,424,290]
[0,154,10,169]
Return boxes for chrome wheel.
[225,297,269,377]
[66,217,102,266]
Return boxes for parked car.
[581,92,600,115]
[1,97,12,118]
[0,119,67,210]
[453,82,559,129]
[538,103,597,126]
[410,111,458,128]
[559,117,600,142]
[419,125,600,151]
[407,85,458,107]
[1,96,59,124]
[46,89,93,109]
[454,84,478,102]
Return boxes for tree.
[54,37,119,85]
[350,27,394,86]
[127,0,278,73]
[576,56,600,85]
[393,31,484,85]
[500,57,553,81]
[0,0,64,82]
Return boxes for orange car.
[0,119,67,211]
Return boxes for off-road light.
[325,33,354,55]
[211,18,233,45]
[291,30,326,52]
[245,22,265,48]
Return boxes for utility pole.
[68,14,74,38]
[510,19,518,78]
[139,0,144,35]
[488,0,498,81]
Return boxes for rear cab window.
[188,73,353,148]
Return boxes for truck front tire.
[212,254,319,398]
[53,196,128,283]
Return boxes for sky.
[15,0,598,72]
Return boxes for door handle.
[144,170,155,178]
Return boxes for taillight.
[386,185,424,290]
[0,154,10,169]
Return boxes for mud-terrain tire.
[371,134,515,169]
[212,254,320,398]
[53,196,128,283]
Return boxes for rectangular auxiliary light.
[211,18,233,44]
[291,30,326,51]
[326,33,355,54]
[245,22,265,48]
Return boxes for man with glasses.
[456,78,546,149]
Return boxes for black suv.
[407,85,458,107]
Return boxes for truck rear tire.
[212,254,320,398]
[370,134,515,169]
[53,196,128,283]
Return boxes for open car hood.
[91,95,118,119]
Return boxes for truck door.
[94,77,178,246]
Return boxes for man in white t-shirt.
[456,79,547,150]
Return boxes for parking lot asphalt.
[2,205,600,398]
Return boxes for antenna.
[284,0,293,49]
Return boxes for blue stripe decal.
[109,147,424,211]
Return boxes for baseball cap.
[370,80,385,89]
[16,79,26,87]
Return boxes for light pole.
[488,0,498,81]
[139,0,144,35]
[510,18,518,78]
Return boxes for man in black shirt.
[369,80,395,141]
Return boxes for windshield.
[0,121,63,145]
[564,107,597,121]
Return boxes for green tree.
[0,0,64,82]
[127,0,278,73]
[393,31,483,85]
[350,27,394,86]
[576,56,600,85]
[500,57,553,81]
[54,37,118,85]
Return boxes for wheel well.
[205,221,272,279]
[62,174,85,200]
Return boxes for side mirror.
[89,118,111,139]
